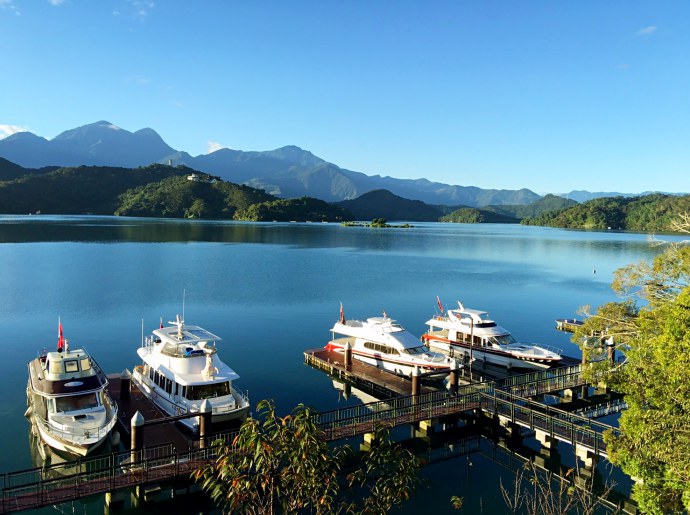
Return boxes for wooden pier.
[304,348,437,397]
[107,374,195,451]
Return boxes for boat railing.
[35,408,118,445]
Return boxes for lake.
[0,216,677,513]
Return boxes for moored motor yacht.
[25,321,118,457]
[325,305,454,377]
[131,316,249,432]
[422,298,562,369]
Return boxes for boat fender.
[24,406,33,418]
[111,431,121,447]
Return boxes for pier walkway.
[0,363,621,513]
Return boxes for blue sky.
[1,1,688,194]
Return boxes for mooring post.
[344,341,352,369]
[580,349,589,399]
[199,399,212,449]
[120,368,132,400]
[449,359,459,395]
[130,411,145,464]
[411,367,420,396]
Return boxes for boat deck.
[106,374,196,451]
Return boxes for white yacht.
[325,308,454,377]
[25,323,118,457]
[131,316,249,432]
[422,300,562,369]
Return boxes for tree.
[193,399,421,514]
[572,216,690,514]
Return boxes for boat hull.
[325,341,452,377]
[424,337,560,370]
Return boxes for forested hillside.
[523,193,690,231]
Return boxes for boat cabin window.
[55,393,99,412]
[64,360,79,373]
[186,382,231,400]
[490,334,517,346]
[80,357,91,371]
[164,378,172,394]
[48,360,62,375]
[363,341,398,355]
[403,346,427,355]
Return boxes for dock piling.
[199,399,212,448]
[411,367,420,396]
[131,411,144,464]
[120,368,132,400]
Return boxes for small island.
[341,218,414,228]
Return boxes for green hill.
[115,175,273,218]
[335,189,443,221]
[485,194,578,219]
[0,163,346,221]
[439,207,519,224]
[235,197,353,222]
[522,193,690,231]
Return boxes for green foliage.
[234,196,353,222]
[523,193,690,232]
[115,175,273,218]
[0,164,192,214]
[439,207,519,224]
[193,399,421,514]
[572,227,690,513]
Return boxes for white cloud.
[636,25,657,36]
[0,0,21,15]
[0,124,29,139]
[48,0,65,6]
[207,141,225,153]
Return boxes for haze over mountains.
[0,120,638,206]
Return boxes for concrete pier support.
[575,444,598,469]
[534,429,557,450]
[104,490,127,512]
[563,388,577,401]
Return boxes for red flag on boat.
[339,303,346,324]
[436,296,444,313]
[57,318,64,352]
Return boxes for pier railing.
[495,364,585,397]
[0,443,213,514]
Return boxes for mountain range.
[0,121,542,207]
[1,120,659,206]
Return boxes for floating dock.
[556,318,584,332]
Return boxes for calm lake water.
[0,216,679,513]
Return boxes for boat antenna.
[182,288,186,323]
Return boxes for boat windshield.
[186,382,231,400]
[55,393,99,413]
[403,346,429,355]
[489,334,518,346]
